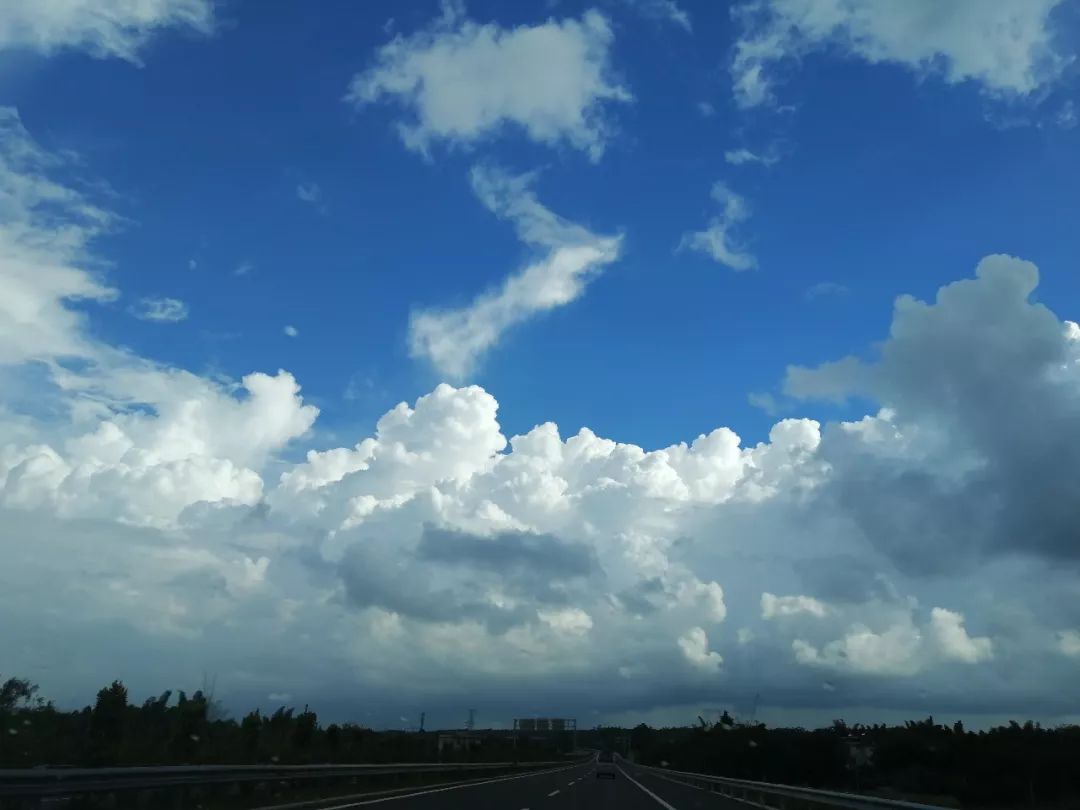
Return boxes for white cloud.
[732,0,1071,109]
[1058,630,1080,658]
[793,619,923,676]
[805,281,849,300]
[793,605,992,676]
[283,325,299,337]
[679,182,756,271]
[0,0,215,64]
[538,607,593,636]
[0,107,117,365]
[296,182,321,204]
[0,111,317,528]
[130,297,189,323]
[620,0,691,31]
[678,627,723,672]
[346,2,631,161]
[724,147,779,167]
[408,166,621,378]
[2,113,1079,722]
[748,391,780,416]
[697,101,715,117]
[234,261,254,277]
[761,592,829,619]
[929,607,993,663]
[784,355,864,403]
[679,580,727,623]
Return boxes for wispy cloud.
[284,325,299,337]
[0,0,215,64]
[678,182,756,271]
[130,297,189,323]
[235,261,254,277]
[724,146,780,167]
[731,0,1070,109]
[805,281,849,300]
[619,0,691,31]
[408,165,622,378]
[296,182,322,204]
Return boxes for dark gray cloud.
[339,526,601,633]
[790,256,1080,571]
[417,526,598,577]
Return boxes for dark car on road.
[596,750,616,779]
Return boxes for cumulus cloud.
[732,0,1071,109]
[787,254,1080,570]
[283,325,299,337]
[0,0,215,64]
[130,297,189,323]
[761,592,829,619]
[539,607,594,636]
[929,607,993,663]
[793,620,923,676]
[408,166,621,378]
[679,182,756,270]
[792,604,991,676]
[678,627,723,672]
[0,109,317,529]
[346,1,631,161]
[4,111,1080,723]
[1058,630,1080,658]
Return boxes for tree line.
[0,677,560,768]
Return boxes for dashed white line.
[307,763,580,809]
[547,789,561,797]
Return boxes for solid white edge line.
[618,767,678,810]
[547,789,561,796]
[315,762,583,809]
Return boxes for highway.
[285,759,741,810]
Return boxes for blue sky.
[9,0,1077,451]
[3,0,1080,728]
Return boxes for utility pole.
[419,712,425,733]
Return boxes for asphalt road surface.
[300,760,742,810]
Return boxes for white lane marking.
[617,767,678,810]
[310,763,581,809]
[547,789,561,797]
[648,770,705,791]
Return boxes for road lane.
[302,761,593,809]
[622,763,746,809]
[270,759,747,809]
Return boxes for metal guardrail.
[0,760,567,800]
[629,761,950,810]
